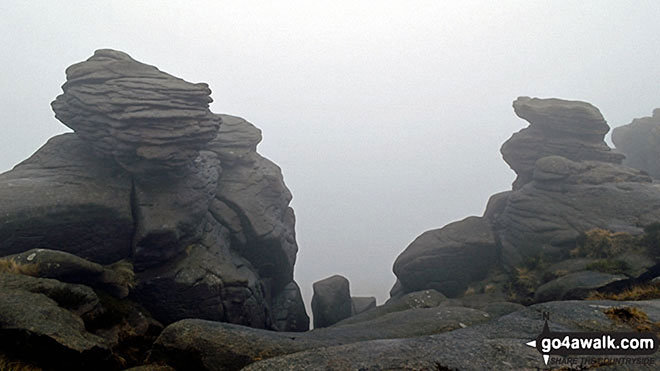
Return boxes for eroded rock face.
[393,216,498,297]
[496,156,660,268]
[51,49,221,174]
[612,108,660,178]
[0,134,133,264]
[210,115,298,291]
[501,97,624,189]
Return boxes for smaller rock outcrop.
[612,108,660,178]
[393,216,498,297]
[533,271,626,302]
[311,275,352,328]
[501,97,624,189]
[351,297,376,316]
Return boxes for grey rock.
[207,115,300,305]
[351,296,376,316]
[0,285,112,368]
[496,166,660,268]
[393,216,498,297]
[0,273,101,320]
[388,279,405,300]
[272,281,310,332]
[340,289,447,326]
[501,97,624,189]
[51,49,221,173]
[134,222,270,327]
[151,305,490,370]
[0,134,133,264]
[5,248,135,298]
[534,270,627,302]
[481,301,525,318]
[132,151,220,270]
[245,299,660,371]
[311,275,352,328]
[482,190,512,221]
[612,108,660,178]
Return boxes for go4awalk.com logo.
[525,311,658,366]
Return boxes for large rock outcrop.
[501,97,624,189]
[0,49,307,331]
[392,96,660,300]
[612,108,660,178]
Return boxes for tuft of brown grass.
[587,283,660,301]
[0,352,42,371]
[603,306,660,333]
[571,229,640,259]
[0,258,39,276]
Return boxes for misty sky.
[2,1,660,310]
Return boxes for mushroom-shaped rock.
[51,49,221,173]
[501,97,624,189]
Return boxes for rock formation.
[0,49,308,331]
[393,216,498,297]
[612,108,660,178]
[311,275,352,328]
[51,49,220,174]
[392,96,660,301]
[501,97,624,189]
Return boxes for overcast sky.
[2,1,660,310]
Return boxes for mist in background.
[2,1,660,311]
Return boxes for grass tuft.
[0,258,39,276]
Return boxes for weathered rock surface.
[534,270,627,302]
[272,281,309,332]
[497,157,660,268]
[6,248,134,298]
[612,108,660,178]
[0,134,133,264]
[311,275,352,328]
[0,271,163,370]
[245,299,660,370]
[134,238,269,327]
[0,273,102,320]
[151,305,490,370]
[393,216,498,297]
[51,49,221,173]
[351,296,376,316]
[0,287,112,369]
[338,289,447,326]
[132,151,220,270]
[501,97,624,189]
[210,116,298,291]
